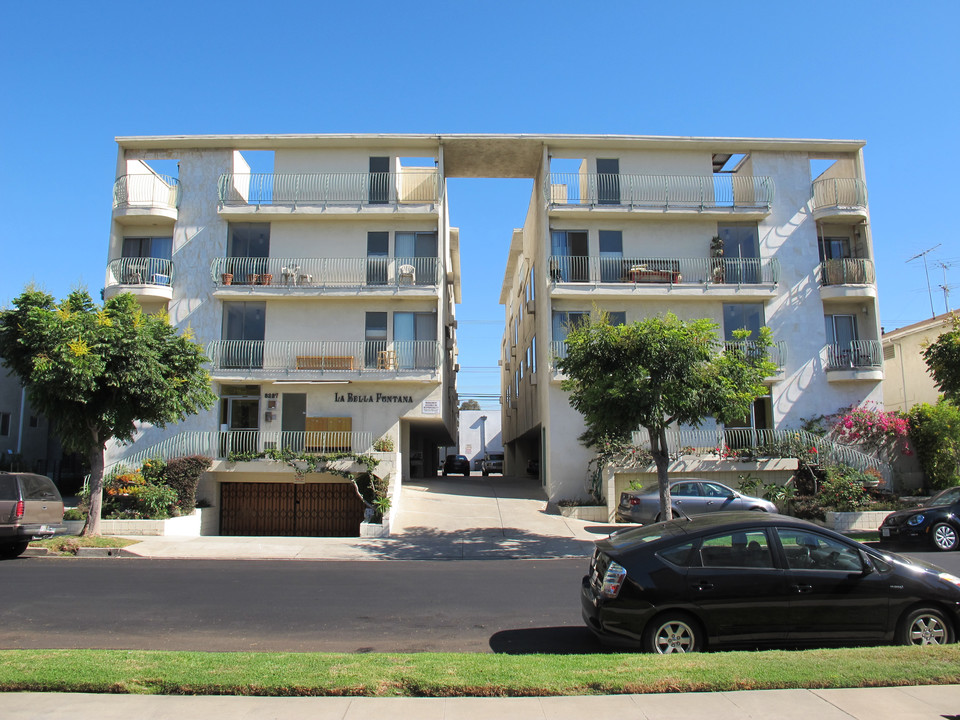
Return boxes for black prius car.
[581,512,960,653]
[879,487,960,552]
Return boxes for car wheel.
[463,471,470,477]
[0,541,30,560]
[482,470,488,476]
[442,471,448,477]
[643,612,702,654]
[931,523,959,551]
[899,607,954,646]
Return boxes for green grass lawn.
[1,646,959,696]
[29,535,139,555]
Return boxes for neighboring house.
[0,366,61,479]
[498,136,884,502]
[882,312,956,413]
[103,136,460,535]
[448,410,503,470]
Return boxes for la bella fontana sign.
[334,391,414,404]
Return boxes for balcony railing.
[547,256,780,286]
[211,257,440,288]
[812,178,867,212]
[545,173,774,210]
[206,340,442,374]
[113,174,180,210]
[630,427,892,479]
[106,257,174,287]
[218,169,441,208]
[819,258,875,286]
[551,339,786,371]
[826,340,882,371]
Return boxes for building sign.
[422,400,440,415]
[334,392,414,404]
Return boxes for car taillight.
[630,498,642,506]
[600,561,628,599]
[15,500,24,519]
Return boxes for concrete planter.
[825,510,891,534]
[95,508,214,537]
[59,520,86,535]
[559,505,610,522]
[359,521,388,538]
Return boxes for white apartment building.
[103,135,461,535]
[102,133,883,531]
[497,136,883,502]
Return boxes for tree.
[557,312,776,520]
[459,399,481,411]
[0,289,216,535]
[923,313,960,403]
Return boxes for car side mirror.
[859,550,875,575]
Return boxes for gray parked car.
[0,472,64,559]
[481,453,504,476]
[616,479,777,524]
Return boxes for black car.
[441,454,471,477]
[879,487,960,551]
[581,512,960,653]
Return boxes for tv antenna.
[906,244,941,318]
[936,260,955,314]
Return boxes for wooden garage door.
[220,482,366,537]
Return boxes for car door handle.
[691,581,714,592]
[792,584,813,594]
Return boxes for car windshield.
[922,487,960,507]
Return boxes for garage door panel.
[220,482,365,537]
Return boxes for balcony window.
[222,302,265,369]
[369,157,390,204]
[395,231,438,286]
[228,223,270,284]
[366,232,389,285]
[219,385,260,456]
[599,230,623,282]
[723,303,765,342]
[365,312,388,369]
[120,236,173,285]
[596,158,620,205]
[717,223,760,284]
[550,230,589,282]
[394,311,437,369]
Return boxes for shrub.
[818,466,871,512]
[162,455,211,512]
[372,437,395,452]
[788,495,826,521]
[908,401,960,490]
[63,508,85,521]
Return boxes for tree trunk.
[81,433,105,537]
[649,425,673,521]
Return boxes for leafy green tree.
[923,313,960,403]
[908,400,960,489]
[0,289,216,535]
[459,399,481,411]
[557,312,776,519]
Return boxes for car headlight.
[939,572,960,590]
[907,514,926,526]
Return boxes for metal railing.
[825,340,882,370]
[210,256,440,288]
[113,174,180,210]
[205,340,442,373]
[106,258,174,287]
[547,256,779,286]
[819,258,875,286]
[545,173,774,210]
[630,427,892,478]
[551,339,786,371]
[218,170,441,207]
[812,178,867,211]
[93,430,378,487]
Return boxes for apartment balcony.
[549,339,786,380]
[217,170,441,219]
[112,174,180,225]
[206,340,443,381]
[811,178,868,221]
[210,257,440,298]
[548,256,780,300]
[818,258,877,302]
[545,173,774,219]
[103,257,174,302]
[825,340,883,382]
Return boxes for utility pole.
[906,245,941,318]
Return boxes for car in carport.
[441,454,471,477]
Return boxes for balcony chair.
[398,264,416,285]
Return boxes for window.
[599,230,623,282]
[597,158,620,205]
[395,231,437,285]
[775,528,863,572]
[394,312,437,369]
[825,314,859,368]
[227,223,270,283]
[369,156,390,204]
[0,412,9,437]
[29,415,38,428]
[672,482,701,497]
[819,236,852,262]
[723,303,765,342]
[717,223,760,283]
[122,236,172,260]
[552,311,589,342]
[699,530,774,569]
[221,302,265,369]
[658,541,695,567]
[550,230,589,282]
[607,311,626,326]
[121,236,173,284]
[365,312,388,368]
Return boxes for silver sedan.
[616,479,778,524]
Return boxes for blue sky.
[2,0,957,409]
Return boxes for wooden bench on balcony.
[625,266,682,284]
[295,355,356,371]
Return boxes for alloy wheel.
[933,523,958,551]
[652,620,696,654]
[908,614,948,646]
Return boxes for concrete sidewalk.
[118,475,608,561]
[8,685,960,719]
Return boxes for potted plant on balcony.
[221,273,233,285]
[710,235,725,283]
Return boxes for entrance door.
[366,231,389,285]
[718,223,760,284]
[281,393,306,452]
[219,389,260,456]
[369,156,390,204]
[597,158,620,205]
